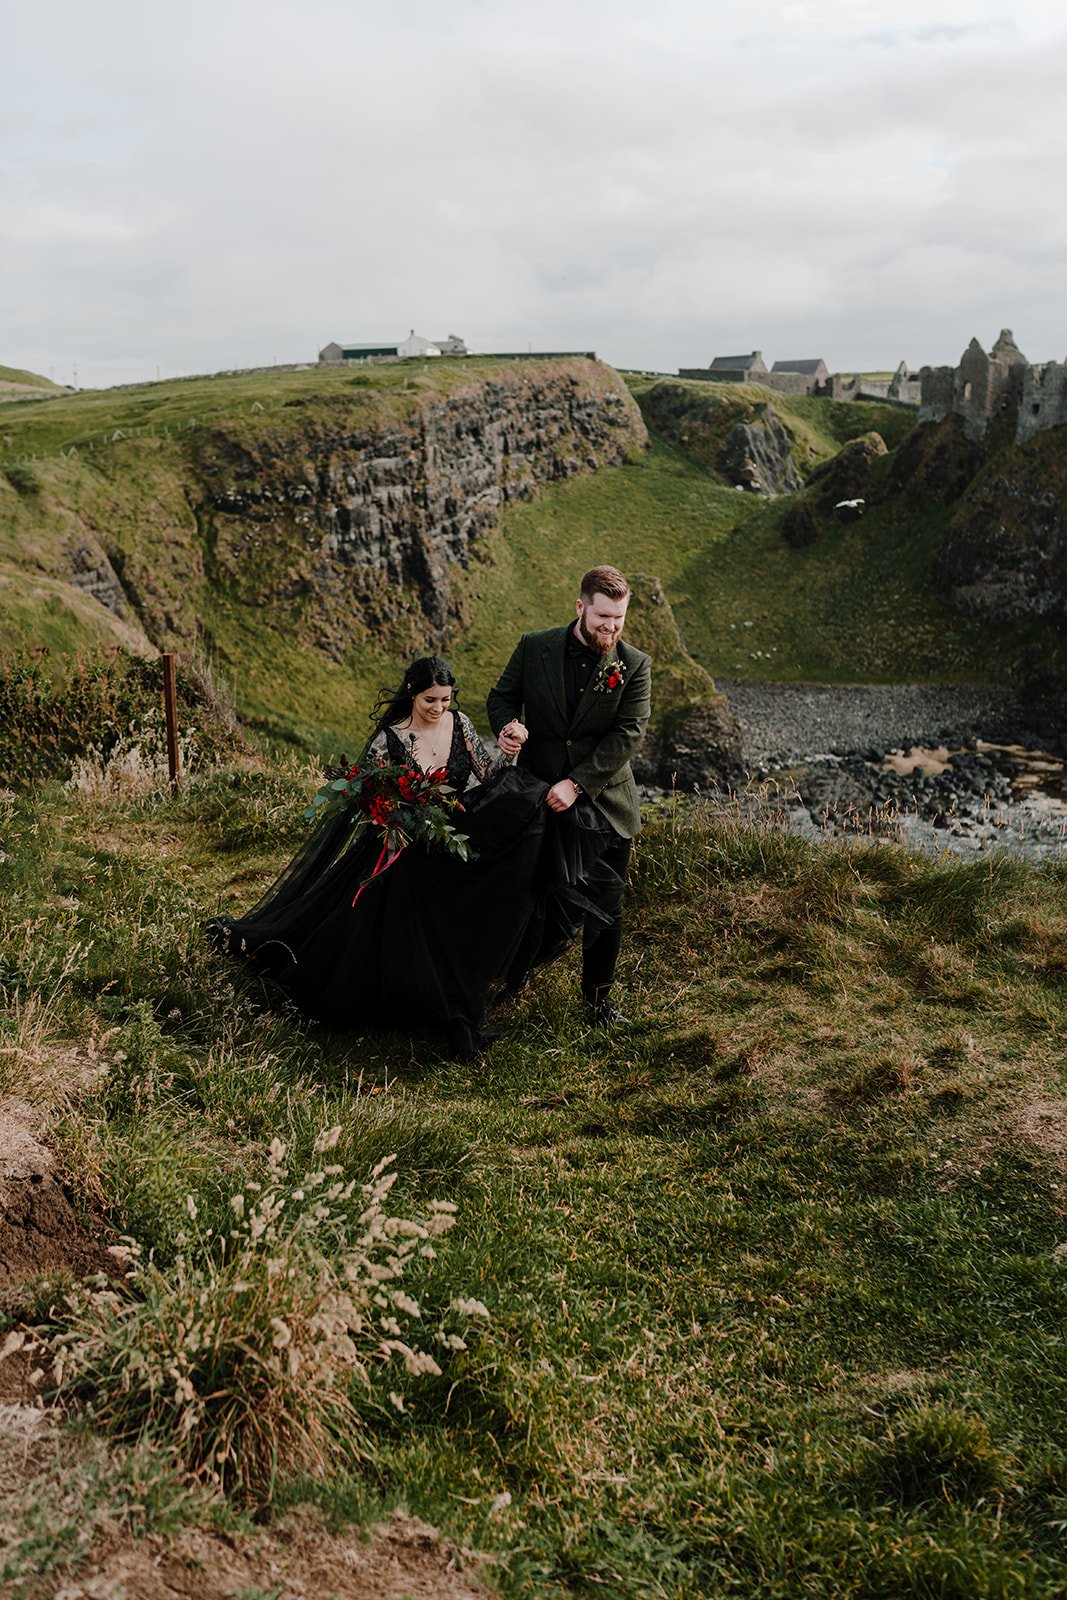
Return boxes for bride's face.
[411,684,453,724]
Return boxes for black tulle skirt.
[208,767,619,1042]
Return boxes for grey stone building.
[678,351,920,405]
[1018,359,1067,443]
[888,361,923,406]
[771,357,830,394]
[679,351,770,383]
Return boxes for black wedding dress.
[209,712,619,1054]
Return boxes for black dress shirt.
[564,623,600,717]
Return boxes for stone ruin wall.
[920,330,1067,443]
[683,367,921,405]
[1018,361,1067,443]
[827,370,921,406]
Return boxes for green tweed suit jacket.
[487,624,652,839]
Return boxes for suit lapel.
[540,629,569,723]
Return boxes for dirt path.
[1,1483,492,1600]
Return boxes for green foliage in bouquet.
[305,759,471,862]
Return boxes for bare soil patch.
[0,1097,115,1406]
[1015,1098,1067,1163]
[11,1504,492,1600]
[0,1097,113,1292]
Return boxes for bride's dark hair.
[369,655,457,738]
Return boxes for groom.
[487,564,652,1025]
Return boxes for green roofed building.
[318,331,468,364]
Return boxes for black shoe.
[503,967,531,999]
[594,1002,630,1028]
[583,988,629,1028]
[445,1018,497,1062]
[445,1020,478,1061]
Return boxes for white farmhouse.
[397,331,442,358]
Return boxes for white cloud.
[2,0,1065,385]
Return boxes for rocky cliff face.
[718,405,802,495]
[55,362,645,658]
[932,428,1067,625]
[851,413,1067,628]
[186,363,646,656]
[638,381,803,496]
[623,574,743,786]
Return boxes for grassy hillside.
[455,378,1062,700]
[455,435,1065,703]
[2,364,1062,772]
[2,769,1065,1597]
[628,376,917,481]
[0,363,66,392]
[0,358,644,751]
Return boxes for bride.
[210,655,618,1059]
[364,653,506,794]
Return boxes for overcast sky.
[4,0,1066,390]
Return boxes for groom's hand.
[498,720,528,757]
[545,778,580,813]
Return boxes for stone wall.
[1017,361,1067,443]
[889,374,922,406]
[679,368,818,396]
[918,365,955,424]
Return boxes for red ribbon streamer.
[351,836,403,907]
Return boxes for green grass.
[678,488,1067,685]
[455,433,1064,699]
[2,768,1066,1596]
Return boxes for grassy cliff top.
[0,362,68,393]
[3,358,1061,762]
[0,355,611,461]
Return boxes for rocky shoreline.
[715,680,1067,861]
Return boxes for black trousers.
[581,833,632,994]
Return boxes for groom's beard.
[577,614,615,654]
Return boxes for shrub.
[50,1133,486,1498]
[0,649,246,790]
[3,463,41,496]
[858,1404,1009,1508]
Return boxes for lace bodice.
[366,710,504,795]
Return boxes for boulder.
[718,404,802,496]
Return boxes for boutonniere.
[592,655,626,694]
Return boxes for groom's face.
[576,591,629,654]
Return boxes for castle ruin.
[920,330,1067,443]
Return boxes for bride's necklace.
[398,711,452,772]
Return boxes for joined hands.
[497,720,528,758]
[498,721,579,812]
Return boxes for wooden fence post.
[162,652,180,789]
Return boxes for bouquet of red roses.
[305,760,470,863]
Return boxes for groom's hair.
[579,565,630,604]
